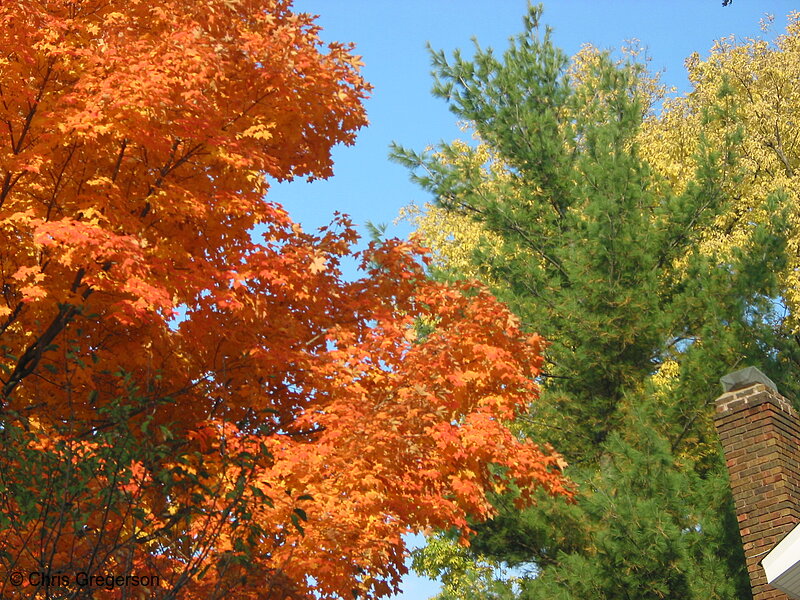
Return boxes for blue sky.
[269,2,796,598]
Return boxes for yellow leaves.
[309,252,327,274]
[240,122,274,141]
[399,202,498,279]
[640,11,800,327]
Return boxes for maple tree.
[0,0,570,598]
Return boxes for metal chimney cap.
[720,366,777,393]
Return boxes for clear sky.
[269,2,796,598]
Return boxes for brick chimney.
[714,367,800,600]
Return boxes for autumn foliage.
[0,0,568,598]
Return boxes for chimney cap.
[720,366,777,393]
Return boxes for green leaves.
[396,4,793,598]
[290,507,307,536]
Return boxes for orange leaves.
[0,0,369,399]
[146,229,570,598]
[0,1,569,598]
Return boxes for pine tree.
[392,4,797,598]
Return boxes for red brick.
[715,381,800,600]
